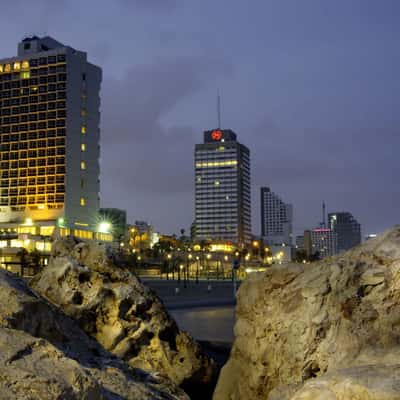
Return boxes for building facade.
[0,36,106,246]
[295,235,304,250]
[328,212,361,252]
[129,221,159,250]
[260,187,293,245]
[194,129,251,246]
[309,228,338,258]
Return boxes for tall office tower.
[310,227,338,259]
[0,36,101,235]
[260,187,293,245]
[328,212,361,252]
[194,129,251,246]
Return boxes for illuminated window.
[13,62,21,70]
[20,71,30,79]
[60,228,71,236]
[4,64,11,72]
[81,109,86,117]
[80,161,86,170]
[40,226,55,236]
[21,60,29,69]
[81,143,86,151]
[81,126,86,134]
[80,197,86,206]
[0,65,3,73]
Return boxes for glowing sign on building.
[211,130,223,141]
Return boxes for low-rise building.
[310,228,338,259]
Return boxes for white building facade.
[260,187,293,245]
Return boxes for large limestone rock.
[0,267,187,399]
[214,226,400,400]
[289,365,400,400]
[30,238,215,396]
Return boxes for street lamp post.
[195,256,200,284]
[167,254,173,280]
[224,255,228,280]
[206,253,211,281]
[185,253,192,288]
[178,264,183,283]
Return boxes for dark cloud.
[100,54,233,226]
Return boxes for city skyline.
[0,1,398,237]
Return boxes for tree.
[295,249,307,263]
[17,248,29,277]
[30,249,42,273]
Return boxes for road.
[142,278,239,309]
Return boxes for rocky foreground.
[214,227,400,400]
[0,237,215,399]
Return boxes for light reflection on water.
[170,306,235,342]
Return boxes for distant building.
[194,129,251,246]
[296,235,304,250]
[365,234,377,241]
[303,230,313,258]
[260,187,293,245]
[310,228,338,258]
[129,221,158,249]
[328,212,361,252]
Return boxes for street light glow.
[98,221,111,233]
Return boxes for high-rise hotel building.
[194,129,251,246]
[0,36,106,243]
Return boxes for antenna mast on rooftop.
[217,90,221,129]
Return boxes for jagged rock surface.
[214,227,400,400]
[288,365,400,400]
[30,238,215,395]
[0,267,188,400]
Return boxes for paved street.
[142,278,239,309]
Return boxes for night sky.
[0,0,399,238]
